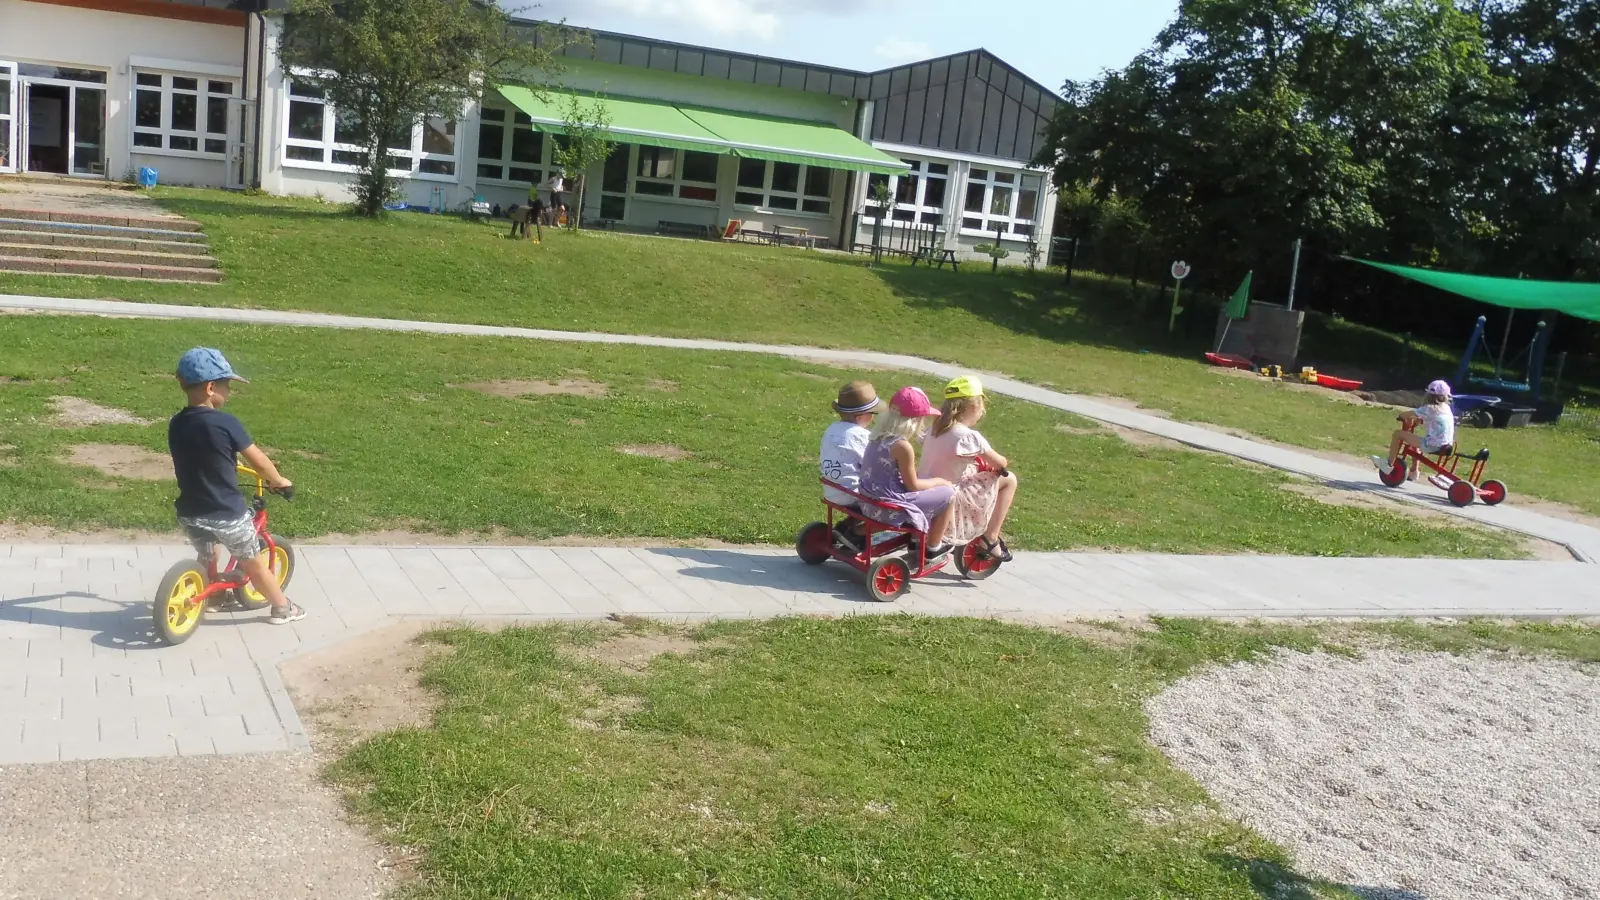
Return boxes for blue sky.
[527,0,1178,91]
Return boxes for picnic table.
[910,247,960,270]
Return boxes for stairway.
[0,208,221,283]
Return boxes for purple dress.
[858,438,955,532]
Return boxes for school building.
[0,0,1061,263]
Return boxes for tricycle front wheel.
[1478,479,1507,506]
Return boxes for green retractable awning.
[676,106,909,175]
[494,85,730,156]
[1349,258,1600,322]
[493,85,909,176]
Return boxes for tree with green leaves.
[280,0,561,216]
[551,94,616,231]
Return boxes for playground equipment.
[1453,313,1552,402]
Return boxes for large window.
[735,159,834,214]
[634,146,719,202]
[282,76,458,179]
[863,159,948,226]
[133,72,234,157]
[961,168,1042,237]
[475,106,548,184]
[1,63,15,172]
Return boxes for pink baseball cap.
[1426,379,1453,398]
[889,386,939,418]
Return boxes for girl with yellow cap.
[921,375,1018,561]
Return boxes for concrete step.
[0,227,208,255]
[0,242,217,269]
[0,206,204,232]
[0,254,222,283]
[0,215,207,243]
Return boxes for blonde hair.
[933,397,982,437]
[870,407,927,444]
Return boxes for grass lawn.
[0,315,1521,557]
[327,615,1600,899]
[1,189,1596,519]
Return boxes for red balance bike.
[1377,419,1507,507]
[153,464,296,644]
[795,460,1006,602]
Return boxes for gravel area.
[1148,650,1600,900]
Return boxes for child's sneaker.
[268,602,306,625]
[1370,455,1393,474]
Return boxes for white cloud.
[873,37,934,65]
[565,0,781,40]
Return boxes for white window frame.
[959,167,1042,240]
[131,69,236,160]
[734,158,835,217]
[862,158,950,228]
[0,61,16,173]
[630,145,720,206]
[472,103,552,185]
[281,72,460,182]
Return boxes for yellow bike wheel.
[235,539,295,610]
[155,560,209,645]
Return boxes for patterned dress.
[857,437,955,533]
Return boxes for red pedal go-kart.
[1378,418,1507,507]
[795,460,1006,602]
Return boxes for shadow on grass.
[1212,854,1424,900]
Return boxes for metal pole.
[1551,351,1567,400]
[1495,310,1514,380]
[1286,238,1302,310]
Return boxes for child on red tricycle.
[1370,379,1507,507]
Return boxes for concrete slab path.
[4,293,1598,561]
[2,541,1596,767]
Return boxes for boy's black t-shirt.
[168,406,253,519]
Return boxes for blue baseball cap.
[176,347,249,386]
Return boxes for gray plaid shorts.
[179,513,260,562]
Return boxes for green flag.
[1225,271,1253,319]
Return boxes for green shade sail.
[493,85,909,176]
[1349,258,1600,322]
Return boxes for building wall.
[1,0,245,185]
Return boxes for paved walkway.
[4,293,1597,562]
[2,541,1596,766]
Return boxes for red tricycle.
[1377,418,1507,507]
[795,462,1005,602]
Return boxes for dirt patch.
[617,443,692,460]
[0,444,15,467]
[456,379,609,399]
[792,355,904,373]
[1108,424,1187,451]
[1054,422,1107,437]
[567,630,705,672]
[280,621,447,754]
[567,418,586,426]
[0,375,71,386]
[645,378,679,392]
[60,443,171,481]
[788,371,835,382]
[48,396,153,428]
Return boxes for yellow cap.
[944,375,984,400]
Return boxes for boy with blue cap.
[169,348,305,624]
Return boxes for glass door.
[598,143,629,221]
[0,61,15,173]
[71,86,105,176]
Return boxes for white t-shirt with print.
[1414,403,1455,452]
[820,420,871,505]
[920,422,993,482]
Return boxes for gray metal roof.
[146,0,288,10]
[521,20,1059,164]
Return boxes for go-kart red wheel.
[1378,460,1408,488]
[1446,479,1477,507]
[1478,479,1507,506]
[865,556,910,602]
[953,538,1000,580]
[795,522,832,565]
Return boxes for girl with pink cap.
[1373,379,1456,478]
[857,386,957,562]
